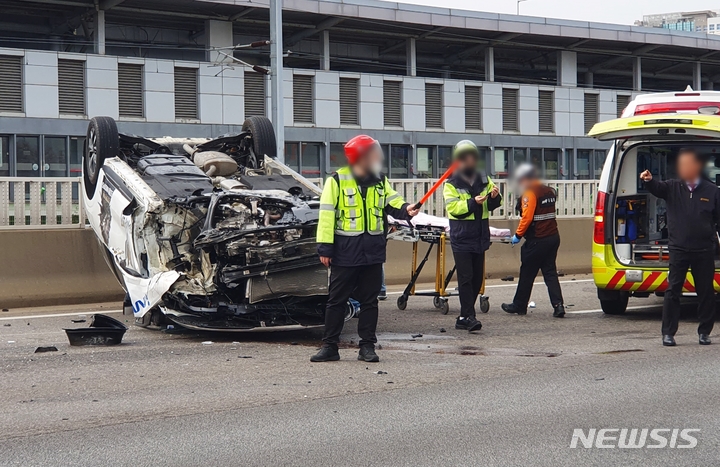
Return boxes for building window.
[389,145,411,178]
[0,55,22,113]
[383,80,402,127]
[174,67,198,119]
[293,74,314,124]
[70,136,84,176]
[493,148,510,178]
[0,136,10,176]
[513,148,527,171]
[43,136,68,177]
[284,142,300,172]
[339,77,359,125]
[576,149,592,179]
[425,83,443,129]
[530,148,562,179]
[502,88,519,132]
[244,71,266,117]
[594,149,606,178]
[16,136,40,178]
[416,146,434,178]
[118,63,144,118]
[616,94,631,118]
[464,85,482,131]
[329,143,346,173]
[584,93,599,134]
[438,146,453,173]
[538,90,554,133]
[58,59,85,116]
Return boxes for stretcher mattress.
[387,212,511,240]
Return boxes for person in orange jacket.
[502,164,565,318]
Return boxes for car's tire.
[598,290,629,315]
[242,116,277,160]
[83,116,119,198]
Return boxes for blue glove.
[510,235,521,245]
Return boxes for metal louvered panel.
[383,80,402,127]
[339,77,359,125]
[58,59,85,115]
[425,83,443,129]
[293,74,314,124]
[0,55,22,113]
[174,67,198,119]
[538,90,554,133]
[118,63,143,118]
[584,93,599,134]
[502,88,518,132]
[617,94,631,117]
[464,85,481,130]
[244,71,266,117]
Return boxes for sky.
[387,0,717,25]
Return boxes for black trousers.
[663,249,716,337]
[453,251,485,318]
[322,263,383,348]
[512,234,564,310]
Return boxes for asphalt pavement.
[1,274,719,466]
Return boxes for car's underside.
[84,116,334,331]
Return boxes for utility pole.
[269,0,285,162]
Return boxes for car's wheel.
[242,116,277,160]
[83,116,119,198]
[598,290,629,315]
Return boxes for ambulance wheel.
[440,300,450,315]
[480,296,490,313]
[598,290,629,315]
[433,296,442,309]
[397,295,408,311]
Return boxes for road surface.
[1,275,718,466]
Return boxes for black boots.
[310,345,340,362]
[501,303,527,315]
[553,304,566,318]
[455,316,482,332]
[358,345,380,362]
[699,334,712,345]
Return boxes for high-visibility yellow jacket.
[443,172,502,253]
[317,167,409,266]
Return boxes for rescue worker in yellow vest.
[443,140,502,332]
[502,164,565,318]
[311,135,419,363]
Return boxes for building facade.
[3,0,720,181]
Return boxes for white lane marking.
[386,278,594,295]
[0,310,123,321]
[567,305,662,315]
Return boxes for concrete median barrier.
[0,218,592,308]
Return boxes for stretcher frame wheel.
[440,300,450,315]
[433,296,442,308]
[397,295,408,311]
[480,296,490,314]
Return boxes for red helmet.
[344,135,379,165]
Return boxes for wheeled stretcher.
[388,213,511,315]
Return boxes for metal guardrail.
[309,178,597,219]
[0,176,596,230]
[0,177,84,229]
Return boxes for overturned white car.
[82,116,337,331]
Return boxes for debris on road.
[8,340,15,344]
[557,270,565,277]
[376,370,388,375]
[64,314,128,346]
[440,328,446,333]
[411,333,423,338]
[34,346,58,353]
[2,308,8,312]
[529,302,536,308]
[238,355,253,359]
[3,324,10,327]
[71,319,86,323]
[501,276,514,282]
[202,341,214,345]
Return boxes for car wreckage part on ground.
[64,314,128,346]
[82,116,341,332]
